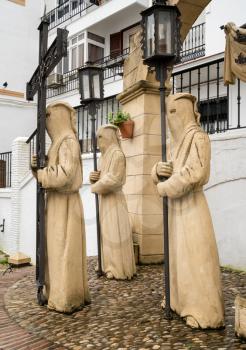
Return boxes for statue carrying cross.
[26,18,68,305]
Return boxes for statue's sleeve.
[157,133,210,199]
[91,151,125,195]
[38,138,80,189]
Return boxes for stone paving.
[0,264,65,350]
[1,257,246,350]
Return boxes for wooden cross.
[26,18,68,305]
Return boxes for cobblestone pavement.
[0,264,65,350]
[1,258,246,350]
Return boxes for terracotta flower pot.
[119,120,134,138]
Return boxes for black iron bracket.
[0,219,5,233]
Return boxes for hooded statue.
[36,101,90,313]
[152,93,225,329]
[90,125,136,280]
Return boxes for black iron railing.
[93,47,130,67]
[172,57,246,133]
[47,63,124,99]
[46,23,206,99]
[44,0,95,31]
[26,96,120,156]
[26,129,37,169]
[0,152,12,188]
[180,23,205,62]
[76,95,120,153]
[28,55,246,158]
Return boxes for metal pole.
[158,63,172,320]
[36,20,48,305]
[90,103,103,277]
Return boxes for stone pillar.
[118,81,164,264]
[8,137,29,254]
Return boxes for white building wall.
[0,0,41,153]
[0,0,41,93]
[205,0,246,57]
[205,129,246,269]
[1,132,245,268]
[19,174,36,262]
[2,153,98,263]
[8,137,30,255]
[0,190,12,252]
[0,101,36,152]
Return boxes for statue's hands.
[156,161,173,179]
[90,171,101,184]
[37,169,43,184]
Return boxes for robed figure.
[33,102,90,313]
[90,125,136,280]
[152,93,224,329]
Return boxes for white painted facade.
[0,0,41,151]
[0,0,245,149]
[0,137,98,261]
[1,129,246,269]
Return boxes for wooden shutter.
[0,160,6,188]
[110,32,123,58]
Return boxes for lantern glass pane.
[92,72,100,99]
[82,72,90,100]
[158,11,172,55]
[146,13,155,57]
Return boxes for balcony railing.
[46,50,128,99]
[26,96,120,158]
[46,25,205,99]
[180,23,205,62]
[28,57,246,157]
[76,95,120,153]
[93,47,130,68]
[44,0,97,30]
[172,57,246,133]
[0,152,12,188]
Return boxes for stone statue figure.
[90,125,136,280]
[33,101,90,313]
[151,93,225,329]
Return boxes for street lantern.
[141,0,181,66]
[78,63,104,105]
[141,0,181,321]
[78,62,104,277]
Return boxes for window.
[123,24,141,52]
[56,50,69,75]
[88,32,105,63]
[110,32,122,58]
[200,97,228,133]
[88,44,104,63]
[51,30,104,76]
[70,34,85,69]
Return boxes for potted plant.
[108,110,134,138]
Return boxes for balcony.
[180,23,205,62]
[47,48,129,99]
[44,0,98,31]
[46,21,205,99]
[44,0,148,32]
[172,56,246,133]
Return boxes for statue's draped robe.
[152,124,224,328]
[39,134,90,313]
[91,144,136,279]
[224,22,246,85]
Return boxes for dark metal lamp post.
[141,0,181,320]
[78,63,104,277]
